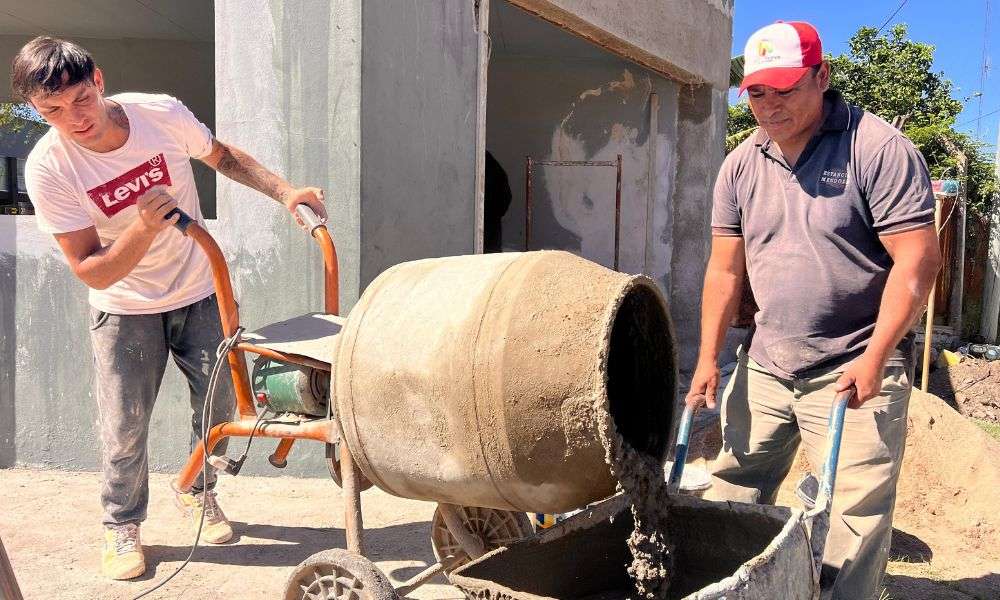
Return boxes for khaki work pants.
[707,351,912,600]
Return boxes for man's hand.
[835,353,885,408]
[686,360,721,410]
[135,186,179,233]
[281,187,327,228]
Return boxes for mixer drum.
[333,251,677,513]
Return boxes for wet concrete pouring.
[605,427,677,599]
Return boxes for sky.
[731,0,1000,149]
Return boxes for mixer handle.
[295,204,326,236]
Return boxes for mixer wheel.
[326,442,374,492]
[430,505,532,573]
[284,549,397,600]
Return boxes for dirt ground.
[0,470,463,600]
[3,389,999,600]
[928,356,1000,424]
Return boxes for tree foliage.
[727,24,997,217]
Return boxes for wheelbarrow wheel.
[326,442,374,492]
[284,548,397,600]
[430,505,532,573]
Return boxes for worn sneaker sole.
[103,559,146,581]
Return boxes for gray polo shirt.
[713,90,935,379]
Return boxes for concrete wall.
[487,1,727,376]
[210,0,362,476]
[487,57,679,273]
[506,0,734,88]
[359,0,482,285]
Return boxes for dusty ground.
[0,470,463,600]
[928,356,1000,424]
[3,390,998,600]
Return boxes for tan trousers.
[707,351,912,600]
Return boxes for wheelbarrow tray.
[450,492,818,600]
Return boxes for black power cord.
[129,326,261,600]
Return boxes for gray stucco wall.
[487,58,678,268]
[506,0,734,88]
[359,0,482,286]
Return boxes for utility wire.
[876,0,909,35]
[976,0,993,141]
[957,104,1000,127]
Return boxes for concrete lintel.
[504,0,732,89]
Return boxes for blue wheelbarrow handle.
[667,389,852,499]
[805,388,854,587]
[808,389,852,517]
[666,404,695,493]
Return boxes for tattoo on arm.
[213,143,291,203]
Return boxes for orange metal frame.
[172,220,366,553]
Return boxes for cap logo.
[757,40,774,57]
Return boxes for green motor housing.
[251,358,329,417]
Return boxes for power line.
[876,0,909,35]
[976,0,993,140]
[957,105,1000,127]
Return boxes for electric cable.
[128,326,250,600]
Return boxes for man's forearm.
[211,142,293,203]
[697,267,744,364]
[71,224,158,290]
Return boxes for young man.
[686,22,941,599]
[14,36,327,580]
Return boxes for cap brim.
[739,66,811,95]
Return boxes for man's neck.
[772,103,828,168]
[82,100,130,153]
[773,121,821,168]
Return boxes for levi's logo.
[86,154,172,218]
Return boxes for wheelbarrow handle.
[808,388,853,517]
[666,403,695,493]
[805,388,854,587]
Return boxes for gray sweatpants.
[707,351,912,600]
[89,294,235,527]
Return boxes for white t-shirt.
[26,93,217,315]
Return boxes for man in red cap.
[686,21,942,599]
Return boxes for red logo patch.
[86,154,172,218]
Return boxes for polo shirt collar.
[753,89,852,154]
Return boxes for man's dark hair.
[10,36,95,102]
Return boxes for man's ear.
[93,67,105,95]
[817,61,831,93]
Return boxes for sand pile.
[927,357,1000,424]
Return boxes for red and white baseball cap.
[739,21,822,95]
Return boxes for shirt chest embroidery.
[85,153,172,218]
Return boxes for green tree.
[726,24,997,217]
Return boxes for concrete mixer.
[165,206,678,599]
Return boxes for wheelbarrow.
[165,206,534,598]
[448,391,854,600]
